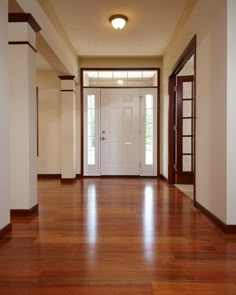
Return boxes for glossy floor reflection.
[1,178,236,294]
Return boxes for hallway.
[0,178,236,294]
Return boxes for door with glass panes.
[83,88,157,176]
[176,75,194,184]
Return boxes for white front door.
[100,89,140,175]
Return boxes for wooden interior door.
[100,88,140,175]
[176,75,194,184]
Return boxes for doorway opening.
[81,68,160,176]
[168,35,196,204]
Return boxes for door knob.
[100,137,105,140]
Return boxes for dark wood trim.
[37,174,61,179]
[0,223,12,239]
[11,204,39,217]
[171,35,196,75]
[159,174,168,183]
[8,13,41,32]
[83,86,158,89]
[157,68,161,177]
[168,35,197,206]
[82,175,158,179]
[58,75,79,84]
[36,87,39,157]
[168,75,176,184]
[80,68,84,176]
[196,201,236,234]
[80,67,160,177]
[8,41,37,53]
[81,67,160,71]
[61,89,76,93]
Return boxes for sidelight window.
[87,95,96,165]
[145,95,154,165]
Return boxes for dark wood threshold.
[11,204,39,217]
[196,201,236,234]
[0,223,12,239]
[159,174,168,183]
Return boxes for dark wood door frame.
[80,67,161,177]
[168,35,197,205]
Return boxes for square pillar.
[8,13,41,213]
[59,76,77,179]
[0,0,11,235]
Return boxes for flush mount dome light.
[109,14,128,30]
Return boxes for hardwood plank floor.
[0,178,236,294]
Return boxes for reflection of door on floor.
[83,88,157,176]
[176,75,194,184]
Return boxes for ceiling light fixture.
[109,14,128,30]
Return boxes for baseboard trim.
[10,204,39,217]
[61,178,77,184]
[37,174,61,179]
[159,174,169,183]
[0,223,12,239]
[38,174,81,180]
[196,201,236,234]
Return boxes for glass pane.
[183,118,192,135]
[87,95,96,166]
[88,151,95,165]
[88,136,95,149]
[146,95,153,108]
[183,155,192,172]
[183,82,192,99]
[142,71,156,79]
[183,100,192,117]
[128,71,142,79]
[88,123,95,137]
[88,95,95,108]
[88,109,95,123]
[145,95,153,165]
[183,137,192,154]
[98,71,113,79]
[113,71,127,79]
[84,70,158,87]
[145,151,153,165]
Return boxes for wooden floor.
[1,178,236,294]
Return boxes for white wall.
[79,57,162,69]
[0,0,10,228]
[37,71,61,174]
[226,0,236,224]
[161,0,227,223]
[37,70,81,175]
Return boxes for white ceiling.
[48,0,189,56]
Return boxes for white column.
[8,14,41,211]
[59,76,77,179]
[0,0,10,232]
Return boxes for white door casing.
[83,88,157,176]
